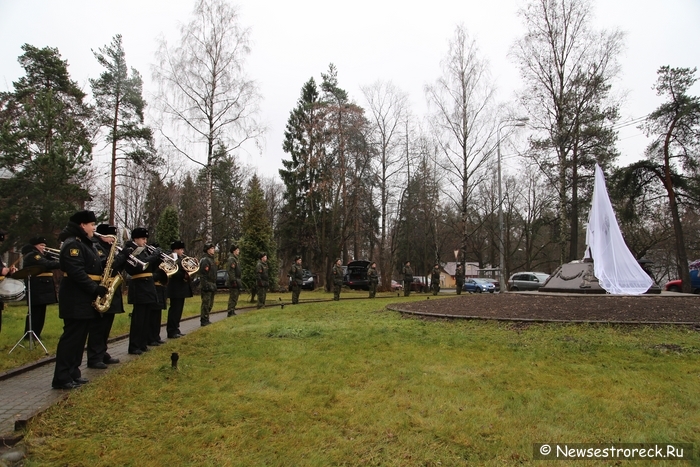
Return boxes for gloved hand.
[93,285,108,299]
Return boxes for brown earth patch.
[390,292,700,324]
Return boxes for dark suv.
[344,260,371,290]
[301,269,318,290]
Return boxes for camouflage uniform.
[332,260,344,301]
[402,263,413,297]
[431,265,441,295]
[455,264,465,295]
[199,247,217,325]
[289,259,304,304]
[226,249,242,316]
[256,255,269,309]
[367,263,379,298]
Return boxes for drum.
[0,277,26,301]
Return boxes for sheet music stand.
[9,266,48,355]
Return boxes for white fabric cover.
[584,164,653,295]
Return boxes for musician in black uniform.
[86,225,128,369]
[166,240,192,338]
[150,244,168,347]
[51,210,107,390]
[21,236,60,339]
[124,228,162,355]
[0,229,18,333]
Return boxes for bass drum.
[0,277,26,301]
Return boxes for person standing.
[367,261,379,298]
[332,258,343,301]
[289,255,304,305]
[199,244,217,326]
[455,263,465,295]
[255,252,269,309]
[51,210,107,390]
[431,263,441,295]
[86,225,128,369]
[150,247,168,347]
[225,245,242,316]
[402,261,413,297]
[125,228,162,355]
[21,236,60,339]
[167,240,192,338]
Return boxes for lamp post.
[497,117,528,293]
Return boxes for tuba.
[93,234,122,313]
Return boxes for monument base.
[539,260,661,294]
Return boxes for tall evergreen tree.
[0,44,93,248]
[156,205,180,248]
[91,34,157,224]
[239,175,278,294]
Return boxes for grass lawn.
[21,295,700,466]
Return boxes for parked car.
[344,260,371,290]
[391,280,403,291]
[508,272,550,291]
[463,278,496,293]
[665,268,700,293]
[301,269,319,290]
[408,277,429,293]
[216,269,228,289]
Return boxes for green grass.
[0,288,405,372]
[22,296,700,466]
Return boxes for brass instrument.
[180,255,199,274]
[92,234,121,313]
[145,245,179,276]
[94,233,148,271]
[44,247,61,260]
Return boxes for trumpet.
[145,245,179,276]
[115,246,149,271]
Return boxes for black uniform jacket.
[153,267,168,310]
[22,245,60,305]
[58,222,103,320]
[167,256,193,299]
[94,239,128,314]
[124,242,161,305]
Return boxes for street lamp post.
[497,117,528,293]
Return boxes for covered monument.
[540,164,659,294]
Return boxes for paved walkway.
[0,308,236,443]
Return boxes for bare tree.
[425,24,497,266]
[153,0,262,242]
[361,80,409,289]
[512,0,623,262]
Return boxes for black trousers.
[149,306,163,344]
[52,318,91,387]
[87,313,115,366]
[129,303,151,353]
[24,303,48,338]
[167,297,185,337]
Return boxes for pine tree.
[157,205,180,248]
[239,175,278,295]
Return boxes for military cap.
[294,255,302,261]
[29,236,47,245]
[230,244,238,253]
[131,227,149,239]
[69,210,97,225]
[260,252,268,259]
[96,224,118,236]
[203,243,215,252]
[171,240,185,250]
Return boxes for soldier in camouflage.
[332,258,343,301]
[225,245,242,316]
[431,263,441,295]
[256,252,269,309]
[199,244,217,326]
[455,263,465,295]
[402,261,413,297]
[367,261,379,298]
[289,255,303,305]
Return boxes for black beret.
[69,210,97,225]
[203,243,215,252]
[29,236,47,245]
[96,224,117,236]
[171,240,185,250]
[131,227,149,239]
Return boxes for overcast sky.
[1,0,699,179]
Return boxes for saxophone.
[93,234,122,313]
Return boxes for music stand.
[9,265,48,355]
